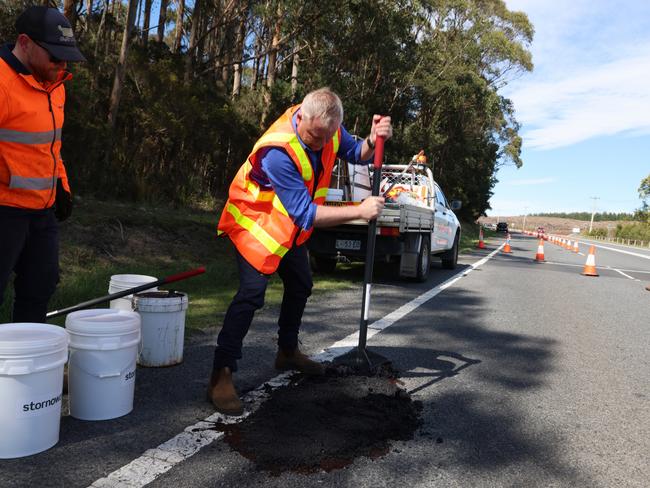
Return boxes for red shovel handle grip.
[162,266,206,285]
[373,135,385,170]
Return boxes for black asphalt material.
[219,366,421,475]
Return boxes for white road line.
[542,261,650,275]
[610,267,639,281]
[87,245,504,488]
[587,242,650,260]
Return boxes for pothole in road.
[219,365,422,475]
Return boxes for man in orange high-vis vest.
[0,7,85,323]
[210,88,393,415]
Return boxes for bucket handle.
[97,371,123,379]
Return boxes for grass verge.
[0,199,489,331]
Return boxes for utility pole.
[589,197,600,233]
[523,206,529,231]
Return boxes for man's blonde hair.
[301,88,343,128]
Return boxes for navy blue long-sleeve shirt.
[250,109,369,231]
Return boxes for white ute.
[308,158,462,281]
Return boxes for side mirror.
[450,200,462,210]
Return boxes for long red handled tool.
[335,127,390,371]
[46,267,206,319]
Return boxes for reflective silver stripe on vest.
[0,128,61,144]
[9,176,54,190]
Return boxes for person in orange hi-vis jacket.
[0,6,85,323]
[211,88,393,416]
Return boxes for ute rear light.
[378,227,400,236]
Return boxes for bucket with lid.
[0,323,68,459]
[65,309,140,421]
[133,291,188,367]
[108,274,157,311]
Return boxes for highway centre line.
[585,242,650,260]
[608,267,640,281]
[542,261,650,276]
[87,245,505,488]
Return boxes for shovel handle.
[46,266,206,319]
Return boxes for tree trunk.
[107,0,138,131]
[64,0,77,30]
[157,0,168,43]
[93,0,109,60]
[260,6,282,128]
[86,0,93,16]
[173,0,185,53]
[251,36,261,90]
[184,0,201,81]
[290,51,299,101]
[231,11,247,98]
[142,0,152,46]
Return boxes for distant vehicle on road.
[496,222,508,233]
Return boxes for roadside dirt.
[219,365,422,475]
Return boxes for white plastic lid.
[109,274,157,284]
[0,323,68,357]
[65,309,140,336]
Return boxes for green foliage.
[615,222,650,241]
[639,174,650,201]
[1,0,533,218]
[587,228,607,238]
[635,174,650,223]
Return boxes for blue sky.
[489,1,650,217]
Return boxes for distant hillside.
[531,212,635,222]
[479,216,629,235]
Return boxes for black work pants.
[0,206,59,323]
[213,243,313,372]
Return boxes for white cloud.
[503,1,650,150]
[504,177,555,186]
[511,51,650,149]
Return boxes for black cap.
[16,6,86,62]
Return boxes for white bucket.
[0,323,68,459]
[65,309,140,421]
[108,274,158,311]
[133,291,189,367]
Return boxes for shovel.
[334,133,390,372]
[46,267,206,319]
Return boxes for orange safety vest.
[0,54,71,210]
[218,105,341,274]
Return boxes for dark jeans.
[0,206,59,323]
[213,243,313,372]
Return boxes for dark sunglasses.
[33,40,62,63]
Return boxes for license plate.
[335,239,361,251]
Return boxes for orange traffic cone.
[566,239,573,250]
[503,233,512,253]
[573,241,579,253]
[477,227,486,249]
[582,246,599,276]
[535,239,545,262]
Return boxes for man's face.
[22,35,66,82]
[296,112,338,151]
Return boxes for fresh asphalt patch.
[215,364,422,475]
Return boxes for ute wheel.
[441,233,459,270]
[310,255,337,273]
[415,235,431,282]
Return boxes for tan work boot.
[275,348,325,376]
[207,367,244,416]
